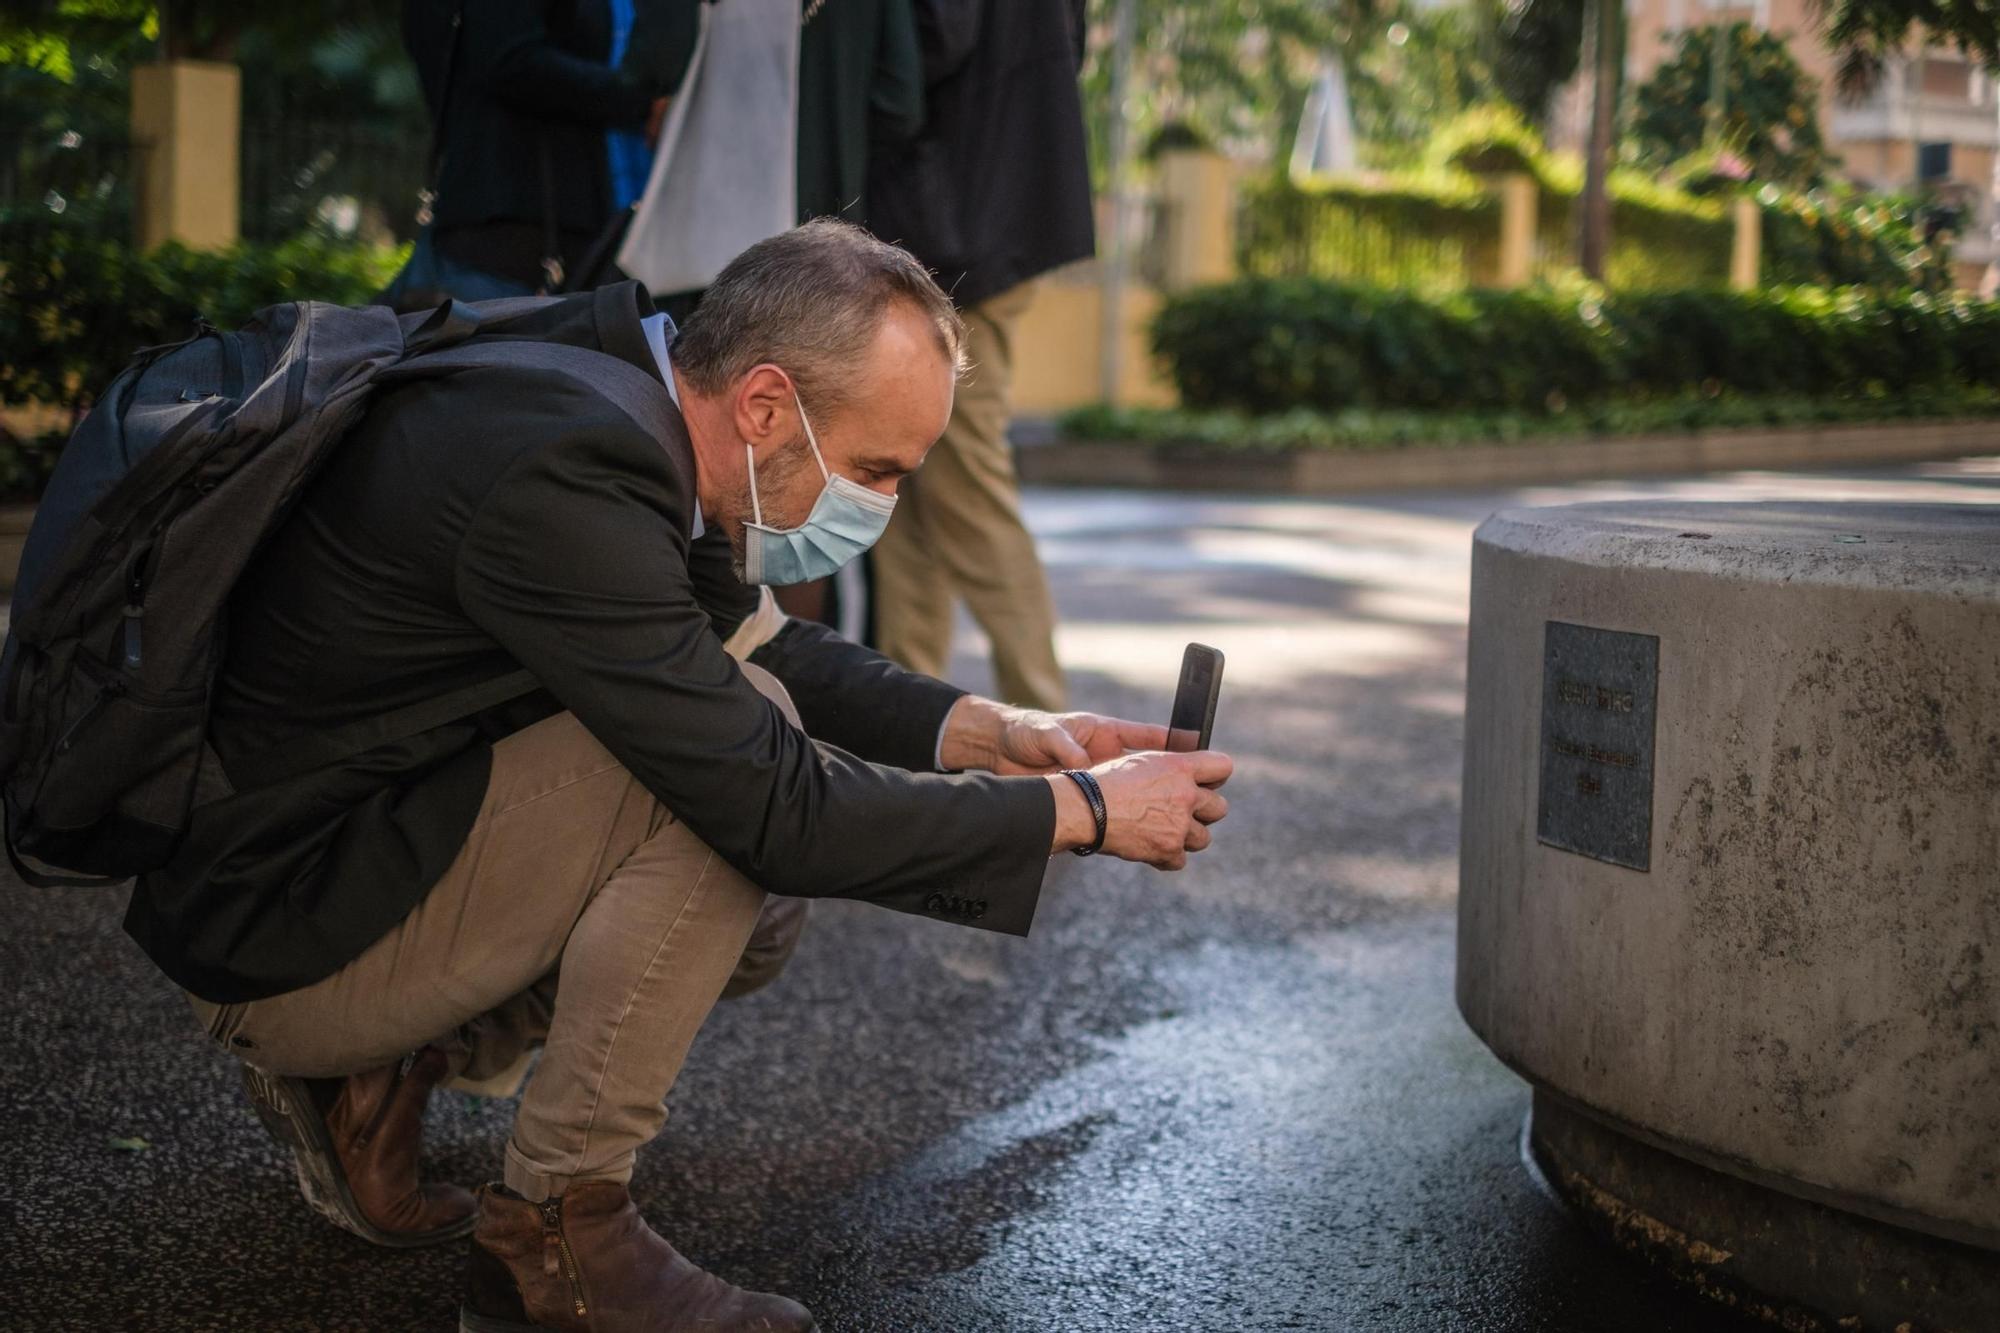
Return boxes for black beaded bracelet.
[1060,769,1108,856]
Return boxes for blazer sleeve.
[749,618,964,773]
[870,0,927,148]
[468,0,658,128]
[621,0,704,97]
[912,0,988,86]
[453,419,1055,934]
[686,524,964,773]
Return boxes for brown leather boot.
[242,1047,476,1248]
[459,1182,816,1333]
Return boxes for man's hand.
[939,696,1168,775]
[1047,751,1233,868]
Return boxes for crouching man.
[128,220,1230,1332]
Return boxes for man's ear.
[733,364,798,449]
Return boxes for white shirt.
[641,312,702,541]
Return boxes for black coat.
[402,0,667,283]
[867,0,1096,308]
[126,284,1055,1004]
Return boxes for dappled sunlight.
[1347,585,1470,625]
[1307,851,1460,908]
[1399,688,1469,716]
[1053,617,1453,691]
[1496,468,2000,511]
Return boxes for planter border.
[1019,417,2000,495]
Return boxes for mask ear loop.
[747,385,831,530]
[744,442,765,527]
[793,390,831,484]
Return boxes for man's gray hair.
[672,219,967,418]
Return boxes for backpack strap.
[4,808,127,887]
[380,334,690,490]
[225,338,685,792]
[415,0,469,226]
[401,295,484,357]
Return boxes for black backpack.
[0,297,544,886]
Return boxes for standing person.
[795,0,924,227]
[865,0,1093,711]
[400,0,672,299]
[778,0,926,632]
[604,0,703,216]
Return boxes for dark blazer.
[796,0,925,225]
[866,0,1096,308]
[126,283,1055,1005]
[403,0,666,283]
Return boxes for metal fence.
[240,118,428,244]
[1236,179,1495,292]
[1,122,138,231]
[2,116,427,245]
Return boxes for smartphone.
[1167,643,1224,753]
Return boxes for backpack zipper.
[121,549,151,671]
[538,1196,588,1319]
[130,317,217,365]
[54,677,122,756]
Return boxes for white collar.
[639,312,703,540]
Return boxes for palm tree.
[1579,0,1623,280]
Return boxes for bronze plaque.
[1537,621,1659,871]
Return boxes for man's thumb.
[1186,750,1234,787]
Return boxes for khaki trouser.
[188,648,805,1202]
[872,280,1067,712]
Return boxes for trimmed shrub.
[1423,105,1554,184]
[1061,389,2000,454]
[1152,277,2000,414]
[0,207,404,423]
[1241,171,1945,293]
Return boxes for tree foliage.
[2,1,412,124]
[1081,0,1376,176]
[1346,2,1499,167]
[1631,23,1828,188]
[3,0,400,62]
[1817,0,2000,94]
[3,2,424,240]
[1488,0,1583,127]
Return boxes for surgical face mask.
[741,392,897,586]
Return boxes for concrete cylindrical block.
[1457,501,1999,1325]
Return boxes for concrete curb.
[1018,418,2000,494]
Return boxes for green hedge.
[0,208,404,421]
[1153,278,2000,415]
[1240,172,1946,293]
[1061,389,2000,454]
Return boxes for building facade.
[1623,0,1997,287]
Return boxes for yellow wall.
[1007,148,1243,414]
[130,60,239,252]
[1011,265,1177,416]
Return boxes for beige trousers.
[872,280,1067,712]
[189,657,805,1202]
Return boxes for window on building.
[1919,141,1953,181]
[1921,58,1972,99]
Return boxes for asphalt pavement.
[6,456,1998,1332]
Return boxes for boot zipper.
[352,1051,415,1150]
[539,1196,588,1319]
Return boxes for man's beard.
[721,431,816,584]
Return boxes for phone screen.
[1167,644,1223,753]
